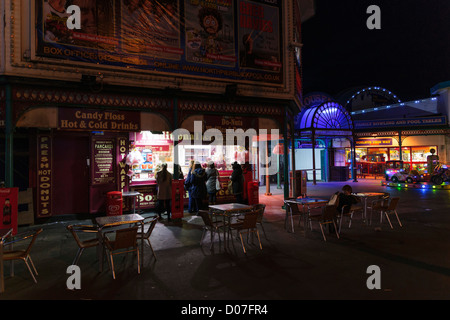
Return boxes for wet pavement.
[1,180,450,302]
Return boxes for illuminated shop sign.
[356,138,393,146]
[58,108,140,131]
[354,116,447,129]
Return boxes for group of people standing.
[154,160,246,219]
[184,160,244,213]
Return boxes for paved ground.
[1,179,450,304]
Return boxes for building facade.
[0,0,307,219]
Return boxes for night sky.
[301,0,450,102]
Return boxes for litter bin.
[247,180,259,205]
[106,191,123,216]
[171,179,185,219]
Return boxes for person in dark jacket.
[206,161,219,205]
[186,162,207,212]
[185,160,196,213]
[337,184,359,214]
[230,161,244,204]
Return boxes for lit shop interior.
[127,131,260,182]
[345,145,438,176]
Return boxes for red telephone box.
[0,188,18,235]
[171,179,185,219]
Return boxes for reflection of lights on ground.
[382,181,450,190]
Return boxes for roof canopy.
[295,101,354,138]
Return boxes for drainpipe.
[5,83,13,187]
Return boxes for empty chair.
[136,216,158,260]
[253,204,267,239]
[372,197,402,229]
[308,205,340,241]
[3,228,43,283]
[368,194,390,225]
[66,224,100,265]
[284,200,304,233]
[228,211,262,254]
[198,210,225,251]
[103,226,140,279]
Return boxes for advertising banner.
[0,188,18,235]
[36,0,283,84]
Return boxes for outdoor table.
[0,228,13,294]
[122,191,142,214]
[287,198,329,235]
[95,213,145,272]
[209,203,253,249]
[352,192,386,224]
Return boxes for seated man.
[337,185,359,214]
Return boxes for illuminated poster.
[42,0,117,52]
[36,0,283,84]
[184,0,236,66]
[238,0,281,72]
[121,0,182,59]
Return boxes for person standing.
[231,161,244,204]
[185,160,196,213]
[186,162,207,212]
[206,161,219,205]
[155,163,173,221]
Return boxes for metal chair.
[308,205,340,241]
[228,211,262,254]
[136,216,158,260]
[284,200,305,233]
[66,224,99,265]
[103,226,140,279]
[371,197,402,229]
[367,194,390,225]
[338,203,364,233]
[198,210,225,251]
[253,204,267,239]
[3,228,43,283]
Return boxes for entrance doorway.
[52,133,90,215]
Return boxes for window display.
[128,131,173,183]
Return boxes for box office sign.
[37,135,52,218]
[58,108,140,132]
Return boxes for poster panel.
[238,0,282,73]
[36,0,283,84]
[184,0,236,66]
[0,188,18,235]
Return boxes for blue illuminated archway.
[296,101,354,135]
[295,101,357,184]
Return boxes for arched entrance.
[295,101,355,184]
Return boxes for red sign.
[171,180,185,219]
[0,188,18,235]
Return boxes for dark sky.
[301,0,450,102]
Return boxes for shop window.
[411,146,436,162]
[401,147,411,162]
[389,148,400,161]
[367,148,388,162]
